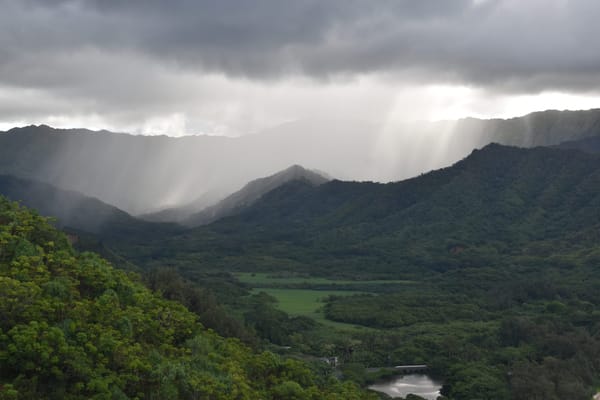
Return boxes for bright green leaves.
[0,277,42,327]
[0,196,375,399]
[4,321,67,377]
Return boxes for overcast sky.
[1,0,600,136]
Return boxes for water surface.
[369,374,442,400]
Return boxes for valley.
[4,3,600,399]
[2,121,600,399]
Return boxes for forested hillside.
[122,144,600,278]
[143,165,329,226]
[0,196,375,399]
[556,136,600,154]
[0,175,182,240]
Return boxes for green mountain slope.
[141,164,328,225]
[125,144,600,277]
[0,196,375,399]
[556,136,600,154]
[0,174,183,244]
[182,165,329,226]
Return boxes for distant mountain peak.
[180,165,329,226]
[271,164,330,185]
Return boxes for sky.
[1,0,600,136]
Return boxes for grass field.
[250,288,368,329]
[240,272,413,329]
[237,272,413,287]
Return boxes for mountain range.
[142,164,329,225]
[1,133,600,271]
[2,108,600,215]
[0,174,181,239]
[0,164,329,234]
[93,143,600,279]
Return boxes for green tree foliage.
[143,267,256,345]
[111,145,600,283]
[0,197,376,399]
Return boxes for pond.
[369,374,443,400]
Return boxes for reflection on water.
[369,374,442,400]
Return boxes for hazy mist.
[2,109,600,215]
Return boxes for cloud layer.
[1,0,600,134]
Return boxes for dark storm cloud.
[2,0,600,92]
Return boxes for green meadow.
[237,272,413,286]
[250,288,367,329]
[240,273,415,329]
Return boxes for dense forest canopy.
[0,196,375,399]
[114,144,600,279]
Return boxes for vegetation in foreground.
[0,197,376,399]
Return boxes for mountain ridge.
[0,174,182,239]
[3,108,600,214]
[118,143,600,276]
[143,164,329,226]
